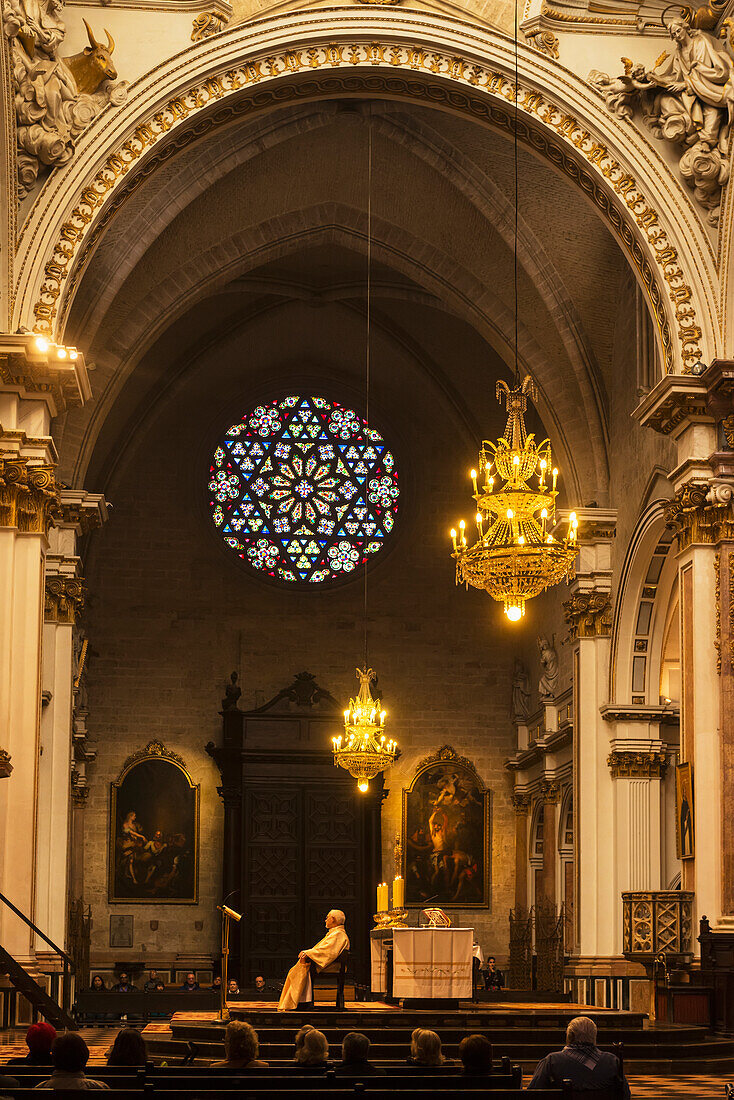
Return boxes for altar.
[370,926,474,1002]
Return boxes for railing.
[0,888,75,1018]
[622,890,694,960]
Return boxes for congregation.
[0,1017,630,1095]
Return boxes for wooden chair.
[304,947,349,1010]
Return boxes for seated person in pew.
[458,1034,493,1077]
[227,979,241,996]
[483,956,504,990]
[111,972,137,993]
[210,1020,268,1070]
[406,1028,445,1069]
[35,1033,109,1089]
[294,1028,330,1071]
[277,909,348,1012]
[332,1033,386,1078]
[106,1029,148,1067]
[143,970,160,993]
[528,1016,631,1099]
[180,972,200,992]
[7,1023,56,1066]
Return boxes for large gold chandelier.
[450,375,579,622]
[333,668,397,792]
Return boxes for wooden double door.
[241,776,376,985]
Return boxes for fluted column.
[511,791,530,911]
[0,335,89,961]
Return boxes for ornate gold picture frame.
[675,761,694,860]
[109,741,200,904]
[402,744,490,909]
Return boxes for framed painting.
[675,761,694,860]
[109,914,133,948]
[402,744,490,908]
[109,741,199,904]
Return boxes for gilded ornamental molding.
[0,750,13,779]
[607,749,669,778]
[563,591,612,639]
[45,576,85,624]
[24,25,702,375]
[0,457,57,534]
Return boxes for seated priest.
[277,909,349,1012]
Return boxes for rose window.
[208,395,400,583]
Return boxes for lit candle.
[470,468,478,496]
[377,882,389,912]
[476,511,484,537]
[552,467,558,493]
[393,875,405,909]
[450,527,457,551]
[484,463,491,488]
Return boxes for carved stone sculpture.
[191,11,229,41]
[2,0,127,197]
[589,14,734,225]
[512,658,531,723]
[222,670,241,711]
[537,634,559,699]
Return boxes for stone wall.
[82,295,524,968]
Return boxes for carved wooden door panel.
[243,779,364,983]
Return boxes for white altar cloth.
[392,927,473,999]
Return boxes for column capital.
[563,591,612,640]
[607,749,669,779]
[0,455,58,534]
[665,478,734,551]
[540,778,561,804]
[0,332,90,414]
[45,575,85,624]
[511,790,531,815]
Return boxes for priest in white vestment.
[277,909,349,1011]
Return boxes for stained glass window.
[208,395,400,583]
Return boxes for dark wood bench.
[73,990,219,1022]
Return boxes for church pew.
[0,1089,571,1100]
[145,1072,523,1089]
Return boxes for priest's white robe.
[277,925,349,1011]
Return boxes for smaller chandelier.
[333,667,398,792]
[450,375,579,622]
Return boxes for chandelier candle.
[450,375,579,622]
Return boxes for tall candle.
[393,875,405,909]
[377,882,389,912]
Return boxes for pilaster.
[511,791,531,911]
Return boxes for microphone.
[218,904,243,922]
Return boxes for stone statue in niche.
[537,635,559,699]
[222,671,241,711]
[2,0,127,197]
[511,659,531,724]
[589,12,734,225]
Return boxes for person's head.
[294,1024,314,1057]
[487,956,496,968]
[410,1028,443,1066]
[148,970,157,980]
[185,972,196,985]
[52,1033,90,1073]
[107,1028,147,1067]
[566,1016,598,1048]
[459,1034,493,1074]
[325,909,346,930]
[213,976,221,988]
[341,1032,370,1064]
[118,972,129,985]
[91,976,105,991]
[255,975,265,991]
[668,16,690,42]
[26,1023,56,1056]
[227,979,239,993]
[296,1029,328,1065]
[224,1020,259,1064]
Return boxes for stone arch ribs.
[59,210,599,504]
[13,8,719,375]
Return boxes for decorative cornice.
[0,457,57,533]
[116,740,190,784]
[563,591,612,639]
[0,333,90,411]
[511,790,531,815]
[45,576,85,624]
[607,749,669,778]
[23,21,703,375]
[665,480,734,550]
[601,703,679,722]
[541,778,561,804]
[0,750,13,779]
[633,375,710,437]
[55,489,108,533]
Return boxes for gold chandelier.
[450,375,579,622]
[333,667,397,792]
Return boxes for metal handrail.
[0,888,74,968]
